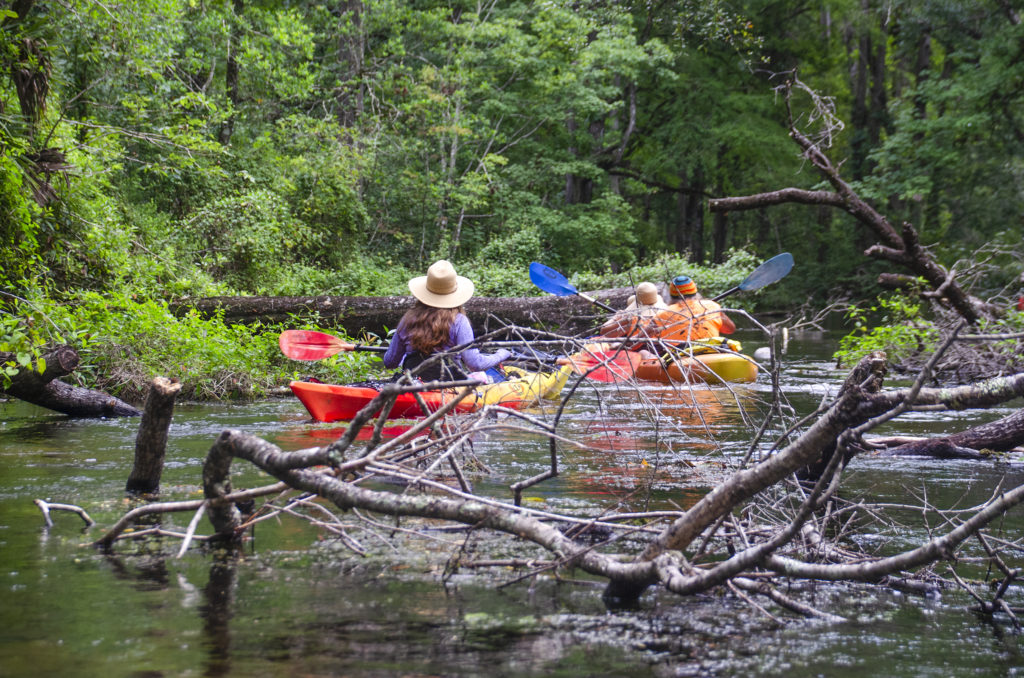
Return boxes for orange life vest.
[651,298,729,342]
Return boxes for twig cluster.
[53,322,1024,626]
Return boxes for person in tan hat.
[599,281,667,339]
[382,260,511,381]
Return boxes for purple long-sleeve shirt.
[382,313,511,372]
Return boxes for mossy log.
[0,345,141,418]
[171,291,638,338]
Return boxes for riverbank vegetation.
[3,0,1024,399]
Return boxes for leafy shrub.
[493,192,640,273]
[457,260,538,298]
[0,310,50,387]
[476,224,543,268]
[248,115,369,268]
[0,156,42,289]
[177,188,317,293]
[572,248,760,295]
[41,291,376,400]
[833,291,939,368]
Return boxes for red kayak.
[289,365,572,423]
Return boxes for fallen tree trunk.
[884,408,1024,459]
[1,346,141,417]
[170,291,632,338]
[1,344,80,386]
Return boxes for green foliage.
[0,308,49,387]
[3,0,1023,399]
[458,260,538,298]
[571,249,761,296]
[0,157,42,288]
[833,290,940,368]
[40,291,374,400]
[177,189,316,293]
[275,254,413,297]
[248,115,369,264]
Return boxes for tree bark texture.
[798,350,887,481]
[885,408,1024,459]
[1,345,141,417]
[125,377,183,494]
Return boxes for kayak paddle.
[279,330,387,361]
[712,252,793,302]
[529,262,617,313]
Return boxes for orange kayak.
[635,352,758,384]
[569,342,758,384]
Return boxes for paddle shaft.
[576,290,617,313]
[711,285,742,302]
[350,345,387,353]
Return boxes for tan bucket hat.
[635,282,662,306]
[625,282,666,311]
[408,260,475,308]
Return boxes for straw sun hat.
[408,260,475,308]
[624,282,666,311]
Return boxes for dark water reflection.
[1,331,1022,677]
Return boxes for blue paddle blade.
[529,262,578,296]
[738,252,793,291]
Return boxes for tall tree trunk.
[7,0,47,132]
[336,0,365,128]
[215,0,240,146]
[712,206,727,264]
[849,0,871,180]
[674,176,690,254]
[218,0,243,146]
[565,114,580,204]
[686,166,705,263]
[868,21,888,148]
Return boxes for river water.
[1,331,1022,677]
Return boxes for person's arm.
[600,312,629,337]
[382,325,408,368]
[706,300,736,334]
[451,314,511,371]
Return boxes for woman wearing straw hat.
[382,260,512,382]
[599,281,667,339]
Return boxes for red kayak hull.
[289,381,478,422]
[289,366,573,423]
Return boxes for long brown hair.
[400,301,462,353]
